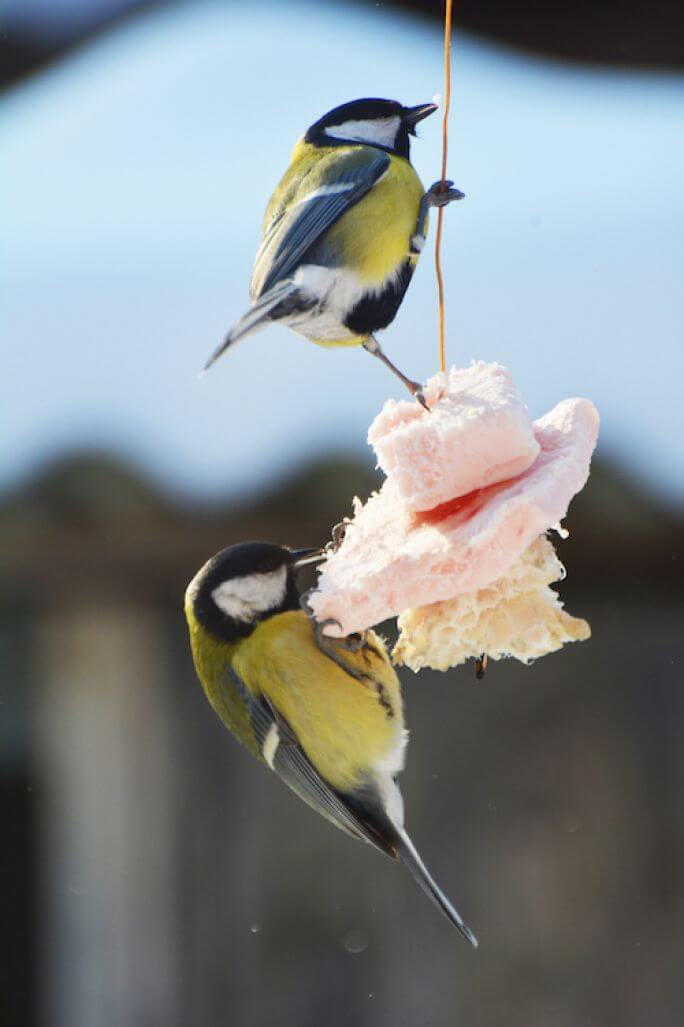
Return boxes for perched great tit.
[184,540,477,945]
[204,98,464,404]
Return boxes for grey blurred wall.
[1,455,683,1027]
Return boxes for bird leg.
[425,179,465,209]
[299,591,369,680]
[410,179,465,256]
[363,336,429,410]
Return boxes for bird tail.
[396,828,478,947]
[203,280,297,371]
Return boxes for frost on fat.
[393,535,591,672]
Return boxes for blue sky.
[3,1,683,504]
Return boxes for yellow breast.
[232,610,405,793]
[309,145,425,286]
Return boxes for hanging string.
[434,0,453,374]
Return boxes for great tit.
[204,98,464,405]
[184,540,477,945]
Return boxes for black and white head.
[305,97,438,160]
[186,541,321,642]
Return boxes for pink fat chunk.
[368,362,541,512]
[311,397,599,637]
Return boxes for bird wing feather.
[216,663,477,944]
[226,666,397,857]
[250,149,390,299]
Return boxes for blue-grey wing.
[250,150,390,299]
[228,667,396,857]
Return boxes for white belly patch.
[285,263,400,343]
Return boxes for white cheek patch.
[212,566,288,623]
[324,116,400,148]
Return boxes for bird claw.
[299,593,368,680]
[341,632,366,653]
[327,519,351,554]
[314,616,344,645]
[407,380,430,411]
[426,180,465,208]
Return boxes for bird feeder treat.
[393,535,590,671]
[311,362,599,671]
[368,362,540,512]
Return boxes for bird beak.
[403,102,438,133]
[291,547,325,570]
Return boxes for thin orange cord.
[435,0,453,374]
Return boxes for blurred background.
[2,1,683,1025]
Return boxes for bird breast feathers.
[232,611,405,792]
[262,143,424,285]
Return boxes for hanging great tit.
[184,540,477,945]
[204,98,464,405]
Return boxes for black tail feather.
[396,829,478,947]
[203,280,297,371]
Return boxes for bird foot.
[407,380,430,411]
[339,631,366,654]
[299,593,369,680]
[327,518,351,554]
[425,179,465,208]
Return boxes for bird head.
[185,542,323,642]
[305,98,437,159]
